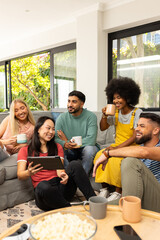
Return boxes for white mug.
[71,136,82,147]
[17,134,27,144]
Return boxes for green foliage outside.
[11,53,50,111]
[10,49,76,110]
[113,39,160,108]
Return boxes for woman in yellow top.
[94,77,142,201]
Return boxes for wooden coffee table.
[1,205,160,239]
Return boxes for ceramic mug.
[105,104,116,116]
[119,196,141,223]
[83,196,107,219]
[71,136,82,147]
[17,134,27,144]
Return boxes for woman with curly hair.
[94,77,142,201]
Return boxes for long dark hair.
[28,116,58,156]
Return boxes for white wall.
[0,0,160,111]
[76,11,106,111]
[103,0,160,32]
[0,21,76,60]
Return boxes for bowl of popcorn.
[29,210,97,240]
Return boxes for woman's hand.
[27,162,43,176]
[1,136,17,146]
[12,143,28,153]
[58,171,68,185]
[57,130,68,142]
[102,107,107,115]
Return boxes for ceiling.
[0,0,112,45]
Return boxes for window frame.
[108,20,160,111]
[50,42,76,110]
[0,42,76,111]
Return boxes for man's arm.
[82,113,98,146]
[110,146,160,161]
[92,146,160,177]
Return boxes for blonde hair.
[10,99,35,135]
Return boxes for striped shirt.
[140,141,160,183]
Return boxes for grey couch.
[0,111,115,211]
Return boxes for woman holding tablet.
[17,116,95,211]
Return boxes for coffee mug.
[83,196,107,219]
[105,104,116,116]
[71,136,82,147]
[17,134,27,144]
[119,196,141,223]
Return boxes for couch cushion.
[0,147,10,161]
[0,177,34,211]
[0,166,5,184]
[95,112,115,148]
[51,112,61,122]
[0,153,18,180]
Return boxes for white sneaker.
[98,188,109,198]
[107,192,121,202]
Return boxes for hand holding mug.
[105,104,116,116]
[17,134,27,144]
[71,136,82,147]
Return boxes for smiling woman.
[17,116,96,211]
[0,99,35,156]
[94,77,142,201]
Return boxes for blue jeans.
[64,146,98,175]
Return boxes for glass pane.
[112,30,160,108]
[0,65,6,109]
[11,52,50,111]
[54,49,76,108]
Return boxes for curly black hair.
[105,77,141,106]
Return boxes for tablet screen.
[27,156,64,170]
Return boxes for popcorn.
[31,212,95,240]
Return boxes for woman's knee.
[35,181,51,195]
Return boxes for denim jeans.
[64,145,98,175]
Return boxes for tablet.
[27,156,64,170]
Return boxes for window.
[50,43,76,108]
[11,52,50,111]
[0,43,76,111]
[0,64,6,109]
[0,62,10,110]
[108,21,160,110]
[52,45,76,108]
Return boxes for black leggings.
[34,160,96,211]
